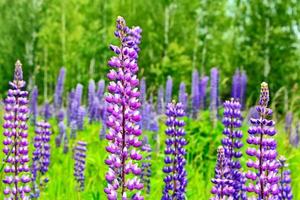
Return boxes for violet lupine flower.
[199,76,209,109]
[157,86,165,115]
[211,146,234,199]
[165,76,173,105]
[74,141,87,191]
[210,68,219,120]
[162,101,187,200]
[246,82,280,199]
[140,77,147,106]
[105,16,144,200]
[222,99,246,199]
[141,137,152,195]
[191,69,200,118]
[97,80,105,101]
[31,121,52,198]
[285,112,293,140]
[77,106,86,131]
[57,109,65,122]
[2,60,31,199]
[30,86,38,125]
[55,121,66,147]
[290,121,300,147]
[178,82,188,114]
[88,79,96,123]
[278,156,293,200]
[70,120,78,139]
[54,67,66,111]
[91,97,101,122]
[231,69,247,109]
[141,102,151,131]
[41,102,52,121]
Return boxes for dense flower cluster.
[2,60,31,199]
[278,156,293,200]
[162,101,187,200]
[211,146,234,199]
[222,99,246,199]
[88,79,96,123]
[104,16,144,200]
[74,141,87,191]
[246,82,279,199]
[31,121,52,198]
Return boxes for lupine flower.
[88,79,96,123]
[278,156,293,200]
[70,120,78,139]
[191,69,200,118]
[178,82,188,114]
[162,101,187,200]
[165,76,173,105]
[231,69,247,109]
[199,75,209,109]
[55,121,66,147]
[211,146,234,199]
[97,80,105,101]
[141,137,152,195]
[222,99,246,199]
[104,16,144,200]
[30,86,38,125]
[2,60,31,199]
[41,102,52,121]
[140,77,147,106]
[285,112,293,140]
[90,97,101,122]
[77,106,86,131]
[245,82,280,199]
[31,121,52,198]
[75,83,83,106]
[141,102,151,131]
[157,86,165,115]
[210,68,219,121]
[74,141,87,191]
[54,67,66,112]
[57,109,65,122]
[290,121,300,147]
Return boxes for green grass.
[0,110,300,199]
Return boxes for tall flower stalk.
[54,67,66,113]
[74,141,87,191]
[278,156,293,200]
[162,101,187,200]
[246,82,279,199]
[104,16,144,200]
[2,60,31,199]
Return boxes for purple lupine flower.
[278,156,293,200]
[97,80,105,101]
[55,121,66,147]
[191,69,200,118]
[165,76,173,105]
[77,106,86,131]
[157,86,165,115]
[91,96,101,122]
[2,60,31,199]
[211,146,234,199]
[285,112,293,141]
[30,86,38,125]
[141,102,151,130]
[245,82,280,199]
[162,101,187,200]
[41,102,52,121]
[88,80,96,123]
[222,99,246,199]
[74,141,87,191]
[57,109,65,122]
[231,69,247,109]
[105,16,144,200]
[210,67,219,121]
[31,121,52,198]
[75,83,83,106]
[140,77,147,106]
[290,121,300,147]
[70,120,77,139]
[178,82,188,114]
[54,67,66,111]
[199,75,209,109]
[141,137,152,195]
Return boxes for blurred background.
[1,0,300,110]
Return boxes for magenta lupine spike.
[2,60,31,199]
[31,121,52,198]
[74,141,87,191]
[211,146,234,199]
[278,156,293,200]
[104,16,144,200]
[162,101,187,200]
[246,82,280,199]
[222,99,246,199]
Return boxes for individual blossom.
[178,82,188,114]
[31,121,52,198]
[140,137,152,195]
[222,98,246,199]
[54,67,66,112]
[210,67,219,121]
[278,156,293,200]
[199,75,209,109]
[30,86,38,125]
[2,60,31,199]
[157,86,165,115]
[245,82,280,199]
[74,141,87,191]
[88,79,96,123]
[104,16,144,200]
[191,69,200,118]
[162,101,187,200]
[211,146,234,200]
[165,76,173,105]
